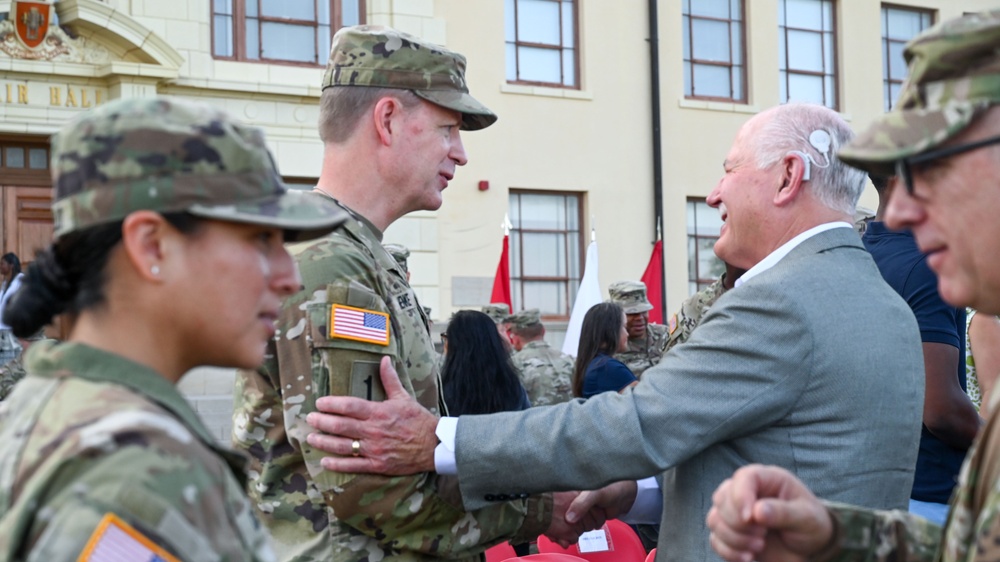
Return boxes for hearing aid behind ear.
[789,130,833,181]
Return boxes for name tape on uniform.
[77,512,179,562]
[330,304,390,346]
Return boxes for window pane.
[823,31,834,72]
[562,48,575,86]
[780,70,788,101]
[687,236,697,281]
[213,0,232,15]
[683,61,693,96]
[28,148,46,169]
[887,8,926,40]
[561,1,575,48]
[566,195,579,230]
[511,232,522,277]
[787,73,824,104]
[509,193,521,224]
[247,0,258,17]
[505,0,516,42]
[822,0,833,29]
[5,147,24,168]
[824,76,836,108]
[694,200,723,235]
[246,17,260,59]
[690,0,730,19]
[517,46,561,84]
[692,19,731,62]
[698,237,724,278]
[785,0,822,30]
[731,0,742,20]
[889,82,903,110]
[506,42,517,81]
[732,66,743,100]
[568,235,580,279]
[682,15,691,59]
[213,14,233,57]
[261,0,314,20]
[319,24,331,56]
[693,64,731,98]
[731,20,742,65]
[318,0,330,25]
[523,281,564,317]
[884,82,892,112]
[342,0,362,26]
[778,29,787,70]
[517,0,561,45]
[519,193,563,229]
[787,29,823,72]
[261,22,316,62]
[888,41,908,81]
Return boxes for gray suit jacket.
[455,227,924,561]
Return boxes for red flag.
[640,240,664,324]
[490,234,512,309]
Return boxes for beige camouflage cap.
[506,308,542,330]
[384,243,410,272]
[481,303,511,323]
[50,97,347,242]
[321,24,497,131]
[609,280,653,314]
[840,11,1000,175]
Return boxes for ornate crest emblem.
[12,0,52,49]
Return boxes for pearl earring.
[151,265,160,276]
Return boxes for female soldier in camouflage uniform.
[0,97,346,561]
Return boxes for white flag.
[562,241,602,356]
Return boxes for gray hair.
[753,103,866,216]
[318,87,422,144]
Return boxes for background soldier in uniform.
[665,263,746,352]
[482,302,514,351]
[507,308,574,406]
[609,280,669,377]
[232,25,578,562]
[385,242,411,281]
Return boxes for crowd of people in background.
[3,11,1000,562]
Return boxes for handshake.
[545,482,640,547]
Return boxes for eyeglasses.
[896,133,1000,197]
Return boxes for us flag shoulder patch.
[330,304,390,346]
[77,513,179,562]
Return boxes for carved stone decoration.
[0,17,111,63]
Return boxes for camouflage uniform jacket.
[0,341,274,561]
[665,277,727,353]
[233,199,551,562]
[615,323,669,377]
[0,354,25,401]
[817,388,1000,562]
[511,340,574,407]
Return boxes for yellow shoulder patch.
[330,304,390,346]
[78,513,179,562]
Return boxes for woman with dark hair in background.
[0,252,24,364]
[441,309,529,415]
[572,301,637,398]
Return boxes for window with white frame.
[687,199,725,294]
[779,0,837,109]
[682,0,746,102]
[509,191,583,317]
[505,0,579,88]
[881,5,933,111]
[212,0,364,65]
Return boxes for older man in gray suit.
[304,103,925,561]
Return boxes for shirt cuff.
[433,416,459,475]
[621,477,662,524]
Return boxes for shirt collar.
[735,222,852,288]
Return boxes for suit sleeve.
[455,281,814,510]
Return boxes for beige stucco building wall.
[1,0,998,440]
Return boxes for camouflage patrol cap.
[609,281,654,314]
[384,243,410,272]
[506,308,542,330]
[321,24,497,131]
[840,11,1000,175]
[50,97,347,242]
[481,303,511,323]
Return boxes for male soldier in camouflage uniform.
[232,25,570,562]
[483,302,515,351]
[665,263,746,352]
[0,97,349,561]
[609,280,669,377]
[385,242,411,281]
[706,11,1000,562]
[0,331,47,401]
[507,309,574,406]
